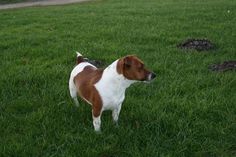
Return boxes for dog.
[69,52,156,132]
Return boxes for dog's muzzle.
[147,72,156,81]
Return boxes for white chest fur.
[95,60,135,111]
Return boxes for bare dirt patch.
[0,0,91,10]
[209,61,236,72]
[178,39,214,51]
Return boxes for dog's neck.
[103,60,136,89]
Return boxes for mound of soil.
[84,58,105,68]
[209,61,236,72]
[178,39,214,51]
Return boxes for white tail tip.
[76,51,82,57]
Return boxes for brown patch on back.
[117,55,151,81]
[77,56,85,64]
[74,66,104,117]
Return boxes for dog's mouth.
[143,72,156,83]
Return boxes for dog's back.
[69,52,103,107]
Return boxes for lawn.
[0,0,236,156]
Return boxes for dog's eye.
[139,65,144,69]
[138,66,143,72]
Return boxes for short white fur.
[93,60,136,131]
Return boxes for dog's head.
[117,55,156,82]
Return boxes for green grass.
[0,0,236,156]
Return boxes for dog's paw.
[95,130,102,134]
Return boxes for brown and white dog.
[69,52,156,132]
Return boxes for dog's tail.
[76,51,84,64]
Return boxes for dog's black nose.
[151,73,156,80]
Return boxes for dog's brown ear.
[117,57,124,74]
[124,56,132,68]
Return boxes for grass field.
[0,0,236,156]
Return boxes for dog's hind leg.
[92,103,103,132]
[93,115,101,132]
[69,77,79,107]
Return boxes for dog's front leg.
[112,103,122,126]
